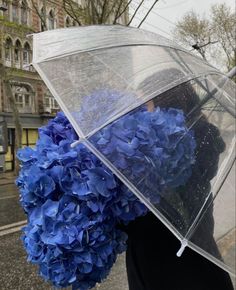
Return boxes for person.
[122,77,234,290]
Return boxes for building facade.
[0,0,128,171]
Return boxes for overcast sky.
[130,0,235,41]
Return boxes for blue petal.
[42,200,59,217]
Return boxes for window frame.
[5,37,13,65]
[21,0,28,25]
[48,9,55,30]
[23,42,31,66]
[12,3,19,23]
[11,84,35,113]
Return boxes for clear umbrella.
[31,25,236,276]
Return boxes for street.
[0,183,25,227]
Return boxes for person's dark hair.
[138,68,200,116]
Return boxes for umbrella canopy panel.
[189,163,235,276]
[33,25,184,63]
[32,25,219,139]
[32,26,236,275]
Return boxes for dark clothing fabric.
[125,212,234,290]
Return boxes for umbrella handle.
[176,239,188,257]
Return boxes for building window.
[12,84,34,113]
[23,42,31,67]
[12,3,19,23]
[5,37,13,66]
[44,91,59,113]
[24,94,30,106]
[48,10,55,30]
[65,16,70,27]
[14,39,22,68]
[22,129,38,147]
[5,128,38,171]
[21,0,28,25]
[44,96,50,107]
[2,0,9,19]
[15,93,23,108]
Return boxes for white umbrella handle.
[176,239,188,257]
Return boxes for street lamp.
[0,0,8,12]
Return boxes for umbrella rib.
[32,61,86,139]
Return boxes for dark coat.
[125,212,234,290]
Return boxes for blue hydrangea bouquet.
[16,104,196,290]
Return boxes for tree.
[174,11,213,60]
[173,3,235,71]
[0,65,22,174]
[211,3,236,70]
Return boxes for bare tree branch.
[63,0,82,26]
[192,40,218,50]
[60,0,133,26]
[114,0,132,24]
[113,0,124,24]
[192,40,218,60]
[100,0,109,23]
[30,0,47,31]
[103,0,121,23]
[90,0,100,24]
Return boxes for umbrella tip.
[71,140,81,148]
[176,239,188,257]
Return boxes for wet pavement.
[0,183,25,227]
[0,231,128,290]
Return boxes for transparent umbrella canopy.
[32,25,236,276]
